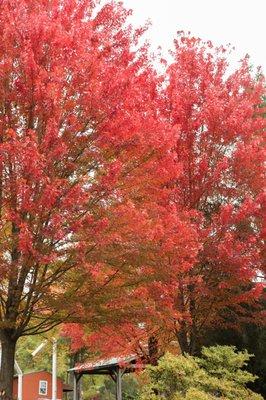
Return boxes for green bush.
[139,346,263,400]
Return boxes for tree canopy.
[0,0,265,397]
[66,34,265,360]
[0,0,182,394]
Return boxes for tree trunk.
[0,331,17,400]
[176,324,190,354]
[148,336,159,366]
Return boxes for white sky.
[122,0,266,73]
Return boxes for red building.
[13,371,72,400]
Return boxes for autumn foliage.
[0,0,181,393]
[162,36,266,353]
[0,0,265,396]
[66,35,266,360]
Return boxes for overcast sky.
[122,0,266,73]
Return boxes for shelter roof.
[68,354,140,375]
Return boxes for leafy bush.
[139,346,263,400]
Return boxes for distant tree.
[202,294,266,398]
[16,333,70,379]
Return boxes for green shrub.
[139,346,263,400]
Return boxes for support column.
[73,373,82,400]
[14,361,23,400]
[52,339,57,400]
[73,373,78,400]
[116,367,122,400]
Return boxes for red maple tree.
[0,0,181,395]
[163,35,265,353]
[69,35,265,362]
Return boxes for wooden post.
[116,367,122,400]
[73,373,78,400]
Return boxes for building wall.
[13,371,63,400]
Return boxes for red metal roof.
[69,354,138,373]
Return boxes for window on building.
[39,380,48,395]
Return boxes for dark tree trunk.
[148,336,159,366]
[176,283,191,355]
[0,331,17,400]
[177,324,201,356]
[176,324,190,354]
[176,282,201,356]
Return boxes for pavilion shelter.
[68,354,142,400]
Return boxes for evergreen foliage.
[139,346,263,400]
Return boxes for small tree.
[139,346,263,400]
